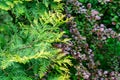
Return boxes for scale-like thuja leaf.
[0,0,72,80]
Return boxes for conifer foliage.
[0,0,72,80]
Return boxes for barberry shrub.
[64,0,120,79]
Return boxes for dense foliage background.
[0,0,120,80]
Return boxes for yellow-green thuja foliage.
[0,0,72,80]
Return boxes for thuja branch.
[8,10,16,23]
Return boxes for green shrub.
[0,0,72,80]
[0,0,120,80]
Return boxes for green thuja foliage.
[0,0,72,80]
